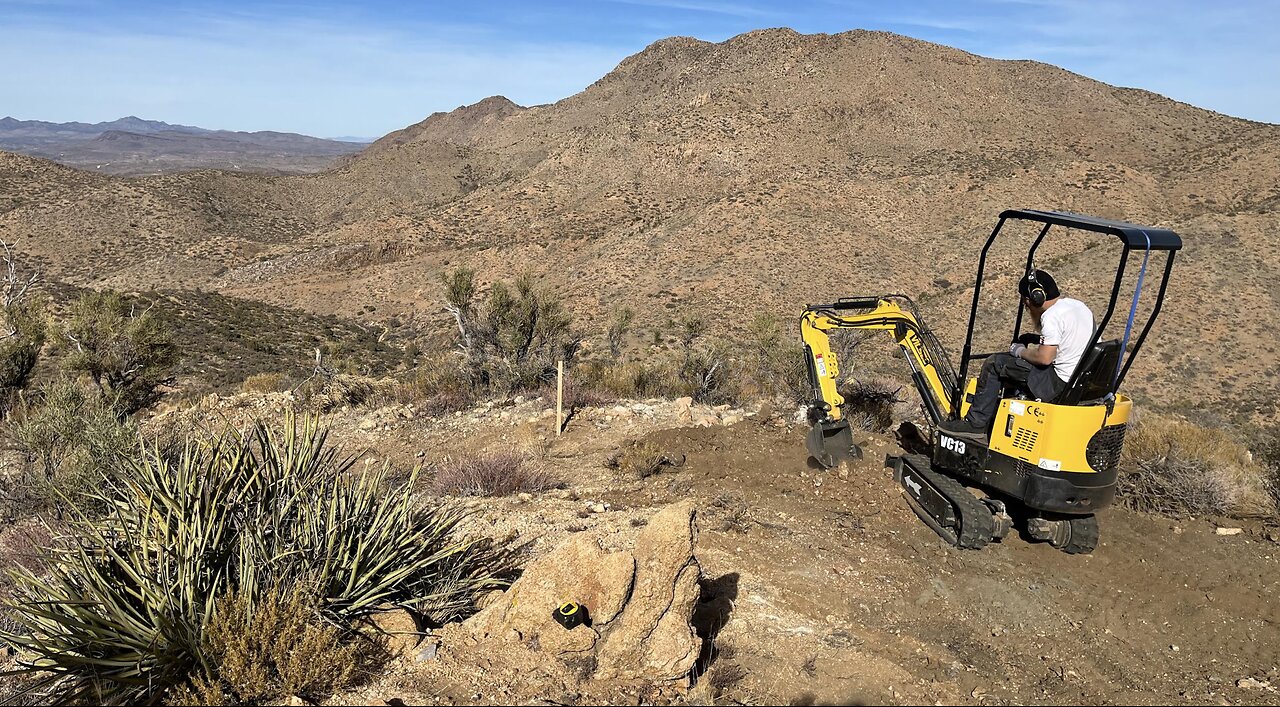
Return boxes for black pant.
[966,353,1065,427]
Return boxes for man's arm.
[1020,343,1057,366]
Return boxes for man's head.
[1018,269,1060,311]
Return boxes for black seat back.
[1056,339,1123,405]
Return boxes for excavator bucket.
[806,419,862,468]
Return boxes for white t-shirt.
[1039,297,1095,382]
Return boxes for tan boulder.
[455,501,702,683]
[466,534,635,656]
[365,607,422,657]
[595,500,701,680]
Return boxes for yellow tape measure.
[553,601,588,629]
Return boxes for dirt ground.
[321,400,1280,706]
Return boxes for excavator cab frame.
[799,209,1182,554]
[955,209,1182,416]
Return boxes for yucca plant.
[2,413,509,704]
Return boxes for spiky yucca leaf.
[3,413,508,704]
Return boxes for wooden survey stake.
[556,360,564,436]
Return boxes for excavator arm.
[801,296,959,466]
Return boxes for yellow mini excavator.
[801,210,1181,554]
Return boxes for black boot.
[939,417,986,436]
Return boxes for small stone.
[415,640,440,662]
[514,395,525,404]
[1215,527,1244,536]
[1237,677,1274,691]
[358,418,377,431]
[516,492,533,503]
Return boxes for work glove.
[1010,343,1027,359]
[1016,332,1042,346]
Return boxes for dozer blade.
[806,419,862,468]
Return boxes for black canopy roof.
[1000,209,1183,251]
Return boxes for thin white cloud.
[607,0,774,19]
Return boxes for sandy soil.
[321,400,1280,706]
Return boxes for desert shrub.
[1,414,508,704]
[379,356,476,414]
[745,314,808,405]
[442,268,580,394]
[1119,416,1273,519]
[177,585,367,706]
[1257,430,1280,513]
[606,440,684,480]
[0,300,46,413]
[239,371,289,394]
[299,372,389,412]
[58,290,178,415]
[10,377,137,514]
[607,306,635,359]
[430,452,561,497]
[677,342,740,405]
[838,379,903,432]
[576,359,676,399]
[559,376,615,410]
[0,242,46,414]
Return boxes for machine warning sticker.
[1038,458,1062,471]
[1009,401,1026,416]
[815,354,828,378]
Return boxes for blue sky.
[2,0,1276,138]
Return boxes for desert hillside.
[1,28,1278,424]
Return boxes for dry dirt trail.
[614,422,1280,705]
[334,402,1279,706]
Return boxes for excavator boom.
[801,296,958,465]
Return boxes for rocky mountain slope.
[1,28,1277,424]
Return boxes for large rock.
[595,500,701,680]
[465,534,635,656]
[455,501,702,683]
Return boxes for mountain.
[0,116,364,175]
[1,28,1277,425]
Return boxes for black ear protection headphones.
[1025,269,1047,307]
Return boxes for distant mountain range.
[0,116,367,175]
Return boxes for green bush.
[0,298,46,412]
[1,414,509,704]
[58,290,178,415]
[442,269,580,393]
[10,377,137,514]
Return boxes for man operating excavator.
[940,269,1095,436]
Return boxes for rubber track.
[901,454,995,550]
